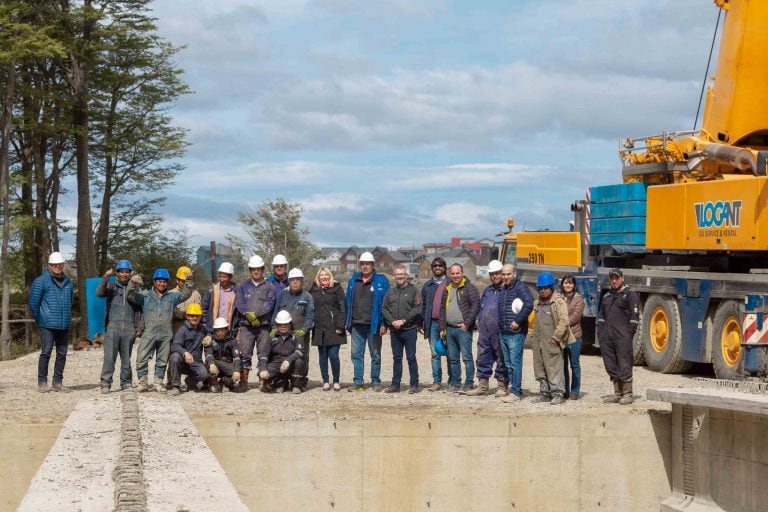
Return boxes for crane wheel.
[711,300,745,380]
[642,294,691,374]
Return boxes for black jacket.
[309,282,347,346]
[382,283,422,330]
[596,286,640,341]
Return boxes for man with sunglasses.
[421,257,453,391]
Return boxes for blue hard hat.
[116,260,132,271]
[434,338,447,356]
[537,272,556,288]
[153,268,170,281]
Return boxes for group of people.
[30,250,640,405]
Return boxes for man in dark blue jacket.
[167,303,211,395]
[497,263,534,401]
[29,252,74,393]
[345,251,390,391]
[420,257,452,391]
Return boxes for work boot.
[137,376,149,393]
[209,376,221,393]
[500,393,521,403]
[603,380,622,403]
[494,380,509,397]
[238,369,250,393]
[619,381,634,405]
[383,385,400,393]
[467,378,489,396]
[550,395,565,405]
[428,383,442,392]
[168,387,180,396]
[38,383,49,393]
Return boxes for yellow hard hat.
[176,266,192,280]
[185,303,203,316]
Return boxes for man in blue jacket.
[29,252,74,393]
[497,263,534,402]
[345,251,390,391]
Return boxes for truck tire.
[711,300,745,380]
[632,308,646,366]
[642,294,691,374]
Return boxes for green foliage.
[228,198,322,277]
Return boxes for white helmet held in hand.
[212,317,230,330]
[358,251,375,262]
[48,252,66,264]
[287,268,304,279]
[275,310,292,324]
[248,255,265,268]
[511,298,524,314]
[218,262,235,275]
[487,260,503,273]
[272,254,288,266]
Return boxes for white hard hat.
[218,262,235,275]
[212,317,230,330]
[272,254,288,266]
[359,251,375,262]
[48,252,65,265]
[275,310,292,324]
[248,255,265,268]
[511,298,524,314]
[287,268,304,279]
[487,260,503,273]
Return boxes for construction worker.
[271,268,314,391]
[345,251,390,392]
[96,260,141,393]
[29,252,74,393]
[467,259,509,397]
[438,263,480,392]
[167,303,211,396]
[201,262,238,335]
[421,256,453,391]
[234,255,276,392]
[529,272,573,405]
[203,317,241,392]
[268,254,289,293]
[172,265,202,333]
[597,268,640,405]
[128,267,193,392]
[382,264,422,393]
[258,310,306,393]
[498,263,534,402]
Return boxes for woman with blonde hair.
[309,268,347,391]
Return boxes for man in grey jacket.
[382,265,422,393]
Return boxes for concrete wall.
[194,411,673,512]
[0,424,60,512]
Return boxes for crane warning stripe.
[742,313,768,344]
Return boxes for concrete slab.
[646,387,768,416]
[138,395,248,512]
[17,396,122,512]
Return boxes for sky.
[144,0,721,250]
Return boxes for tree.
[227,198,321,276]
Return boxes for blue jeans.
[499,332,526,397]
[100,328,135,389]
[390,329,419,387]
[428,323,452,384]
[446,327,474,388]
[318,344,341,384]
[350,325,382,386]
[38,327,69,385]
[563,339,582,396]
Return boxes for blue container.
[591,217,647,234]
[590,201,646,219]
[590,183,648,204]
[590,233,647,245]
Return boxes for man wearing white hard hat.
[267,254,289,294]
[201,261,238,335]
[29,252,74,393]
[466,260,509,396]
[234,254,276,392]
[258,310,306,393]
[204,317,242,392]
[497,263,534,402]
[271,267,314,391]
[344,251,390,391]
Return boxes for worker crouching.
[168,303,210,396]
[204,317,242,392]
[258,310,306,394]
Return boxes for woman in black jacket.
[309,268,347,391]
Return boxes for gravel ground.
[0,333,720,424]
